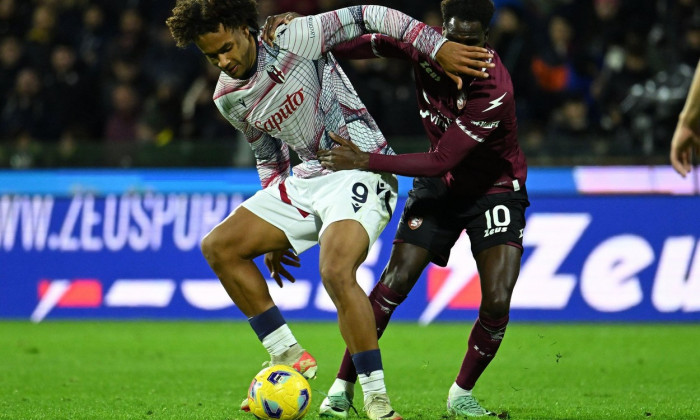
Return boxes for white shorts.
[241,170,398,254]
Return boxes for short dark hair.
[440,0,495,29]
[166,0,259,48]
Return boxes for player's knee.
[319,264,352,296]
[481,293,511,319]
[381,266,415,296]
[200,227,241,267]
[201,229,223,266]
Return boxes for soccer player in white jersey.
[166,1,492,418]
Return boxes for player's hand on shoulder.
[436,42,494,89]
[264,249,301,288]
[317,132,370,171]
[262,12,303,46]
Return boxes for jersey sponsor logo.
[408,216,423,230]
[306,16,316,39]
[254,88,305,133]
[471,120,500,129]
[265,64,286,84]
[483,92,507,112]
[419,108,451,131]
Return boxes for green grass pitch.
[1,321,697,419]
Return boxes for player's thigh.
[465,194,527,299]
[474,244,522,301]
[380,242,434,295]
[394,180,462,267]
[319,219,370,279]
[205,205,291,259]
[239,185,323,255]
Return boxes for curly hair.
[440,0,495,29]
[166,0,259,48]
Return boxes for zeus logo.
[483,92,507,112]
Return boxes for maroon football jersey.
[333,31,527,196]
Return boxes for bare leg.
[200,205,291,317]
[318,219,376,353]
[336,242,433,382]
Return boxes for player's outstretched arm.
[670,60,700,177]
[262,12,493,81]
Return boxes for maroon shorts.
[394,177,529,267]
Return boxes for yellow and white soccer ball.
[247,364,312,420]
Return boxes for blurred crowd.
[0,0,698,168]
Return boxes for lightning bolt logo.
[483,92,507,112]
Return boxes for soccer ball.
[247,364,312,420]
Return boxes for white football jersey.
[213,6,446,187]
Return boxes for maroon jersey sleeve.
[367,124,478,177]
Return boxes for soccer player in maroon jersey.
[167,1,493,419]
[268,0,527,417]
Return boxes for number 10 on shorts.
[484,205,511,237]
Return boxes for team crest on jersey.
[408,217,423,230]
[266,64,285,84]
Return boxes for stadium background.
[0,2,699,320]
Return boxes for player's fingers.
[271,272,284,288]
[329,131,350,145]
[264,257,274,273]
[262,15,286,45]
[681,150,692,175]
[671,147,688,176]
[279,268,296,284]
[445,72,463,90]
[262,16,274,45]
[329,131,361,152]
[460,45,490,54]
[458,65,490,79]
[280,256,301,267]
[284,249,300,262]
[680,150,691,177]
